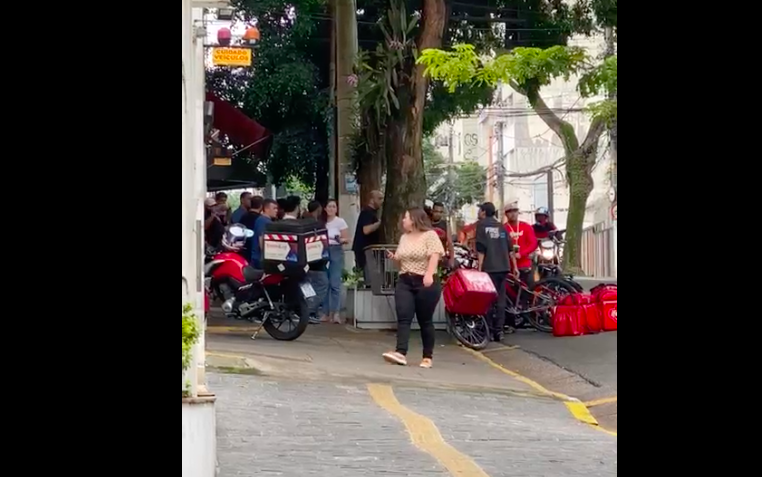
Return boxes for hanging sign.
[212,47,252,67]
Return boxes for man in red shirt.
[504,201,537,286]
[458,222,478,251]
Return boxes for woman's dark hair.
[407,207,432,231]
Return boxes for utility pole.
[546,169,554,222]
[496,121,505,211]
[335,0,358,268]
[328,0,337,199]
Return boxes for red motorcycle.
[204,225,312,341]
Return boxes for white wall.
[181,0,208,396]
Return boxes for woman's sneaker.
[382,351,407,366]
[419,358,433,369]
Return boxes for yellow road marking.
[584,396,617,407]
[460,347,617,438]
[367,383,491,477]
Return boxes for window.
[532,178,549,210]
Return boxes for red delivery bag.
[443,269,498,316]
[553,305,586,337]
[592,285,617,331]
[557,293,601,334]
[583,303,603,333]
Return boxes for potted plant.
[182,303,216,477]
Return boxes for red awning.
[205,93,271,158]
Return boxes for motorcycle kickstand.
[250,316,268,341]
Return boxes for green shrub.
[182,304,200,371]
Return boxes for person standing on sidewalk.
[304,200,329,324]
[323,199,350,324]
[504,201,537,286]
[476,202,517,341]
[383,208,445,369]
[352,190,384,286]
[430,202,455,269]
[231,191,252,224]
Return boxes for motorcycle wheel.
[527,277,578,333]
[263,292,309,341]
[447,312,490,350]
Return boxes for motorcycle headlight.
[541,249,555,260]
[541,240,555,249]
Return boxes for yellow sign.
[213,157,232,166]
[212,47,252,67]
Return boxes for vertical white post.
[181,0,199,398]
[191,6,207,390]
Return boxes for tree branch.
[506,157,564,178]
[580,116,607,162]
[526,87,580,152]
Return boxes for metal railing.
[580,222,615,278]
[364,244,399,296]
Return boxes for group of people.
[204,191,351,325]
[205,188,557,371]
[382,200,558,368]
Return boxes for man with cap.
[204,197,225,248]
[504,200,537,287]
[476,202,517,340]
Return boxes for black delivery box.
[262,218,329,274]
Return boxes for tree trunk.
[357,148,383,206]
[381,0,447,242]
[562,151,595,275]
[524,86,606,275]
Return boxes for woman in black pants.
[383,208,445,368]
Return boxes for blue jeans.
[308,270,329,316]
[323,245,345,314]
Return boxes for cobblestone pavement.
[211,373,617,477]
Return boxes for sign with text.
[212,47,252,67]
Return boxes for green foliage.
[355,1,419,129]
[182,304,200,372]
[342,268,365,288]
[424,141,486,210]
[209,0,331,187]
[418,44,616,122]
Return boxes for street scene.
[181,1,618,476]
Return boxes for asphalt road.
[505,330,618,396]
[476,329,618,431]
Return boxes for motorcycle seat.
[243,266,265,283]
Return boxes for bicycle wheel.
[447,312,490,350]
[527,277,578,333]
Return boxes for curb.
[460,347,617,437]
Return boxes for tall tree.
[353,0,592,240]
[418,2,617,273]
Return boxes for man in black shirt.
[475,202,516,341]
[239,195,264,261]
[430,202,455,268]
[204,197,225,249]
[352,190,384,285]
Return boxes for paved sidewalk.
[206,324,538,397]
[212,373,618,477]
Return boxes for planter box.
[182,395,217,477]
[347,287,447,331]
